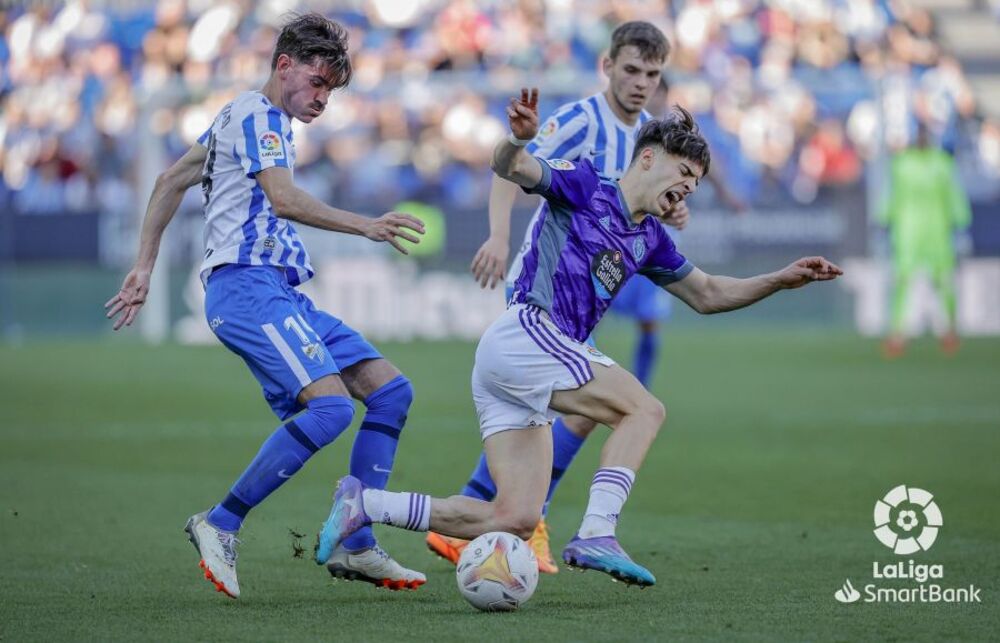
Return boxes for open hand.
[105,268,152,330]
[776,257,843,289]
[365,212,425,254]
[507,88,539,142]
[470,236,509,289]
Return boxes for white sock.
[578,467,635,538]
[362,489,431,531]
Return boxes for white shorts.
[471,304,615,440]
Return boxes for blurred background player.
[316,90,844,588]
[105,14,426,598]
[880,122,972,357]
[432,21,683,574]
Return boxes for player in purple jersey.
[314,89,842,587]
[430,22,684,573]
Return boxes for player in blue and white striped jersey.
[429,22,690,573]
[106,14,426,598]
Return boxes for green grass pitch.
[1,329,998,641]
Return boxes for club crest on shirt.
[632,237,646,262]
[546,159,574,170]
[591,249,625,300]
[258,131,284,160]
[599,216,611,230]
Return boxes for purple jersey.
[510,158,693,342]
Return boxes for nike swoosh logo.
[372,465,392,474]
[277,469,293,479]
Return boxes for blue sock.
[543,417,585,515]
[342,376,413,551]
[461,452,497,501]
[207,396,354,532]
[634,329,660,388]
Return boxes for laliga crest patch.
[258,130,285,160]
[546,159,574,170]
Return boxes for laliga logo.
[873,485,942,555]
[259,131,281,151]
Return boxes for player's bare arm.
[666,257,843,314]
[105,142,208,330]
[491,87,543,188]
[255,166,425,254]
[470,176,520,289]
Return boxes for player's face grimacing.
[634,148,702,220]
[276,55,339,123]
[603,46,663,116]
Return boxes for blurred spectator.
[0,0,995,223]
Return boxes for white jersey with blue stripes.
[197,91,313,287]
[505,92,651,289]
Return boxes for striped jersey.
[512,158,692,342]
[505,92,651,289]
[197,91,313,287]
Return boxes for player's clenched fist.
[364,211,425,255]
[775,256,843,289]
[507,88,539,142]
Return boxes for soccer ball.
[455,531,539,611]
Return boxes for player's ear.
[641,147,655,170]
[602,54,614,78]
[275,53,293,76]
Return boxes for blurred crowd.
[1,0,998,219]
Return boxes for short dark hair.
[609,21,670,63]
[631,106,711,174]
[271,13,352,89]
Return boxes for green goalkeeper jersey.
[878,147,971,269]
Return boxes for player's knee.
[620,394,666,435]
[364,375,413,428]
[299,395,355,448]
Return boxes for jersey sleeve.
[526,103,590,160]
[196,127,211,147]
[523,158,601,210]
[639,228,694,286]
[236,104,292,177]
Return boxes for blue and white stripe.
[198,91,314,288]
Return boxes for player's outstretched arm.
[666,257,843,314]
[490,87,543,189]
[470,175,520,289]
[105,143,207,330]
[256,166,424,254]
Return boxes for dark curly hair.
[630,105,711,174]
[271,13,352,90]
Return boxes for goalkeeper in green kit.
[879,124,971,357]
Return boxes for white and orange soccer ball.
[455,531,539,611]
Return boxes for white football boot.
[184,511,241,598]
[326,543,426,590]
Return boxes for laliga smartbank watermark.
[834,485,982,604]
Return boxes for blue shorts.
[609,276,672,322]
[205,265,381,420]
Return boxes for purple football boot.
[315,475,370,565]
[562,534,656,587]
